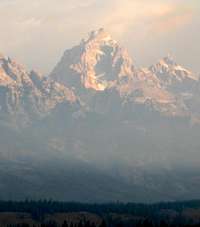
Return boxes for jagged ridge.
[50,29,200,118]
[0,54,78,125]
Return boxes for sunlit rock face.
[1,29,199,122]
[0,54,78,125]
[149,55,198,93]
[50,28,135,92]
[50,29,199,117]
[0,29,199,121]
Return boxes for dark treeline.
[7,220,99,227]
[0,200,200,216]
[1,200,200,227]
[4,219,200,227]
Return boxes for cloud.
[0,0,192,39]
[149,3,194,34]
[151,12,193,34]
[98,0,195,37]
[16,18,42,28]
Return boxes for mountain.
[50,28,198,117]
[50,28,135,92]
[149,55,198,93]
[0,29,200,202]
[0,53,78,126]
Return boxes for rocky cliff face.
[149,55,198,92]
[1,29,199,123]
[50,29,135,91]
[0,54,78,125]
[50,29,199,118]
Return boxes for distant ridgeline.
[0,200,200,227]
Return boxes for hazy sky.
[0,0,199,74]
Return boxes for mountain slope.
[149,55,198,93]
[50,29,197,117]
[0,54,79,126]
[50,28,135,92]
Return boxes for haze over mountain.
[0,29,200,202]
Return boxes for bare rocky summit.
[0,54,78,125]
[50,28,199,118]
